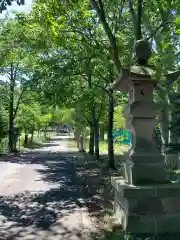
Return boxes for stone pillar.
[111,70,180,237]
[123,80,168,185]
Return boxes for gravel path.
[0,136,95,240]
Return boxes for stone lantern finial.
[134,39,152,66]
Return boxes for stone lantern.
[111,39,180,236]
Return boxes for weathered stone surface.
[112,178,180,234]
[113,68,169,184]
[124,102,158,118]
[111,42,180,235]
[131,197,164,215]
[162,197,180,213]
[119,78,168,184]
[130,154,165,164]
[127,215,156,234]
[130,164,168,185]
[157,214,180,233]
[129,81,154,104]
[134,40,152,61]
[127,213,180,234]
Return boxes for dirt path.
[0,136,95,240]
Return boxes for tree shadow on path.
[0,139,96,239]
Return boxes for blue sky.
[0,0,33,18]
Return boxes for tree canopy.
[0,0,180,165]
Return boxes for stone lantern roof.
[112,65,157,92]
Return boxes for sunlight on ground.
[99,142,128,155]
[67,138,129,156]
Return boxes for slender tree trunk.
[44,127,47,140]
[89,122,95,155]
[74,129,80,148]
[86,63,95,155]
[108,89,115,168]
[92,106,99,158]
[100,124,105,141]
[91,0,121,71]
[76,132,79,148]
[94,120,100,159]
[8,66,16,152]
[136,0,143,40]
[24,134,28,147]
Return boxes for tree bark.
[99,124,105,141]
[91,0,121,71]
[108,89,115,168]
[136,0,143,40]
[77,133,80,149]
[8,64,16,152]
[44,126,47,140]
[24,134,28,147]
[89,122,95,155]
[94,120,100,159]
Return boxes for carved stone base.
[112,177,180,235]
[124,154,169,185]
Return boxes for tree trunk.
[99,124,105,141]
[136,0,143,40]
[108,89,115,168]
[8,66,16,152]
[44,127,47,140]
[86,61,96,155]
[89,122,95,155]
[91,0,121,71]
[91,105,99,159]
[74,130,80,148]
[24,134,28,147]
[94,120,100,159]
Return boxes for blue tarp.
[113,129,131,145]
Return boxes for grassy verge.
[83,138,128,155]
[99,141,128,155]
[0,132,56,154]
[19,132,55,150]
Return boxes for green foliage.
[114,106,125,130]
[0,0,180,157]
[15,104,52,134]
[0,109,8,139]
[52,108,75,125]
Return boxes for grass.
[83,138,128,155]
[0,133,49,154]
[19,132,55,150]
[99,141,128,155]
